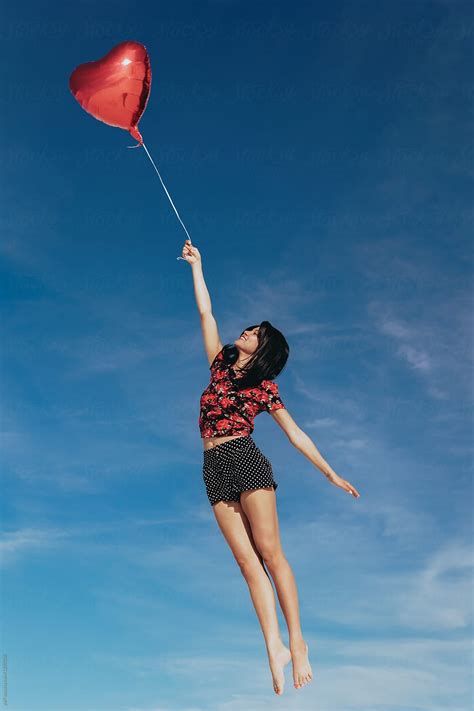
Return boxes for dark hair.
[222,320,289,390]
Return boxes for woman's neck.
[232,354,252,374]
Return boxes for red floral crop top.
[199,347,286,438]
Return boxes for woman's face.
[234,325,260,355]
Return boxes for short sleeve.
[260,380,286,413]
[209,347,225,372]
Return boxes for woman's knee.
[254,538,285,568]
[236,553,265,578]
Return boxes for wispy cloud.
[0,526,71,563]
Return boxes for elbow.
[288,427,305,449]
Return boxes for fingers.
[346,482,360,498]
[334,477,360,498]
[182,239,193,260]
[182,239,200,264]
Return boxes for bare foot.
[267,639,292,695]
[290,640,313,689]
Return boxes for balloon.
[69,40,152,145]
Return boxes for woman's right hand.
[181,239,201,265]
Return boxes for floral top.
[199,347,286,438]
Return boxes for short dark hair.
[223,320,289,390]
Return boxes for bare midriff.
[202,434,250,451]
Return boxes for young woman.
[182,239,360,696]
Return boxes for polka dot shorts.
[202,435,278,506]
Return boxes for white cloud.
[396,343,431,371]
[0,526,71,564]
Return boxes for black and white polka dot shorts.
[202,435,278,506]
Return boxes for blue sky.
[1,0,473,709]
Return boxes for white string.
[129,140,192,260]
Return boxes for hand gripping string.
[127,140,192,259]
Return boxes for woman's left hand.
[326,472,360,498]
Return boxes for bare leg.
[240,487,313,690]
[212,499,292,695]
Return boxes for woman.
[182,239,360,696]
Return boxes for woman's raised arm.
[181,239,223,365]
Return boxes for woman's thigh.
[239,488,283,560]
[212,499,264,569]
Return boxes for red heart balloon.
[69,40,152,145]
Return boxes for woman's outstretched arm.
[181,239,211,314]
[270,408,361,498]
[181,239,223,365]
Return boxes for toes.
[295,671,313,687]
[273,676,284,695]
[294,668,314,687]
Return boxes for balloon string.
[134,140,192,259]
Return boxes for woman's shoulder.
[256,378,285,412]
[210,346,226,371]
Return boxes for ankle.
[290,636,306,649]
[266,635,286,650]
